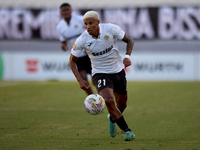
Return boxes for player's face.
[84,18,100,37]
[60,6,72,20]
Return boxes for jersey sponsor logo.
[104,35,110,41]
[73,43,76,50]
[92,45,113,56]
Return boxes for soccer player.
[69,11,135,141]
[56,3,93,95]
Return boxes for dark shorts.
[92,69,127,95]
[76,55,92,74]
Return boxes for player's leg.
[99,88,120,138]
[93,74,119,137]
[113,93,135,140]
[79,70,93,95]
[114,92,127,113]
[93,72,134,140]
[100,88,122,120]
[109,92,127,124]
[111,69,135,141]
[101,88,134,140]
[113,69,128,113]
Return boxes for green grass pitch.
[0,81,200,150]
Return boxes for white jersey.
[71,23,125,76]
[56,15,87,57]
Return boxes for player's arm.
[69,54,90,90]
[122,33,134,68]
[57,26,68,51]
[61,41,68,51]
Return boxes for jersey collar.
[92,33,101,39]
[91,24,101,39]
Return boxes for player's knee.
[104,95,115,107]
[117,98,127,112]
[118,103,127,112]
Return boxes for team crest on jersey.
[73,43,76,50]
[74,24,78,28]
[104,35,110,41]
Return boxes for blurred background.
[0,0,200,81]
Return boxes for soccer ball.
[84,94,105,115]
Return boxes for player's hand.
[123,58,131,69]
[79,79,90,90]
[62,45,68,51]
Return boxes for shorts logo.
[73,43,76,50]
[104,35,110,41]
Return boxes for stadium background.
[0,0,200,81]
[1,2,200,150]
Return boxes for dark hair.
[60,3,71,9]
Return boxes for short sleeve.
[59,35,65,42]
[111,24,125,40]
[71,37,84,57]
[56,24,66,42]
